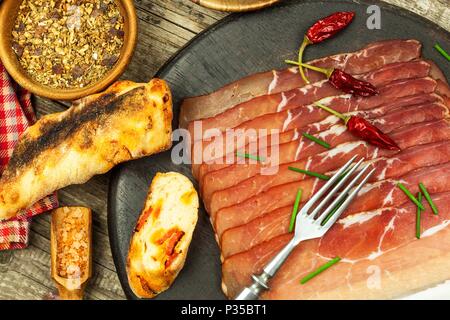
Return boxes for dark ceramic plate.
[108,0,450,299]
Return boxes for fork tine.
[301,155,358,212]
[321,167,376,230]
[316,162,372,223]
[309,158,364,219]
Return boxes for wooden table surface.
[0,0,448,300]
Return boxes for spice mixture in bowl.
[0,0,137,100]
[12,0,125,89]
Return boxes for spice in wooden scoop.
[51,206,92,300]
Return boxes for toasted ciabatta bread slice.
[127,172,199,298]
[0,79,172,220]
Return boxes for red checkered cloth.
[0,61,58,250]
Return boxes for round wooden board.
[190,0,280,12]
[108,0,450,300]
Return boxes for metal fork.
[235,155,375,300]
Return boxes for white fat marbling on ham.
[382,188,396,207]
[304,157,313,172]
[372,118,387,125]
[371,147,379,160]
[313,115,341,130]
[276,92,296,112]
[358,179,407,197]
[276,92,288,112]
[317,124,347,140]
[267,70,278,94]
[288,66,298,74]
[294,138,305,160]
[422,220,450,238]
[339,209,384,229]
[358,180,385,196]
[317,94,352,106]
[377,158,399,180]
[282,110,293,131]
[368,215,398,260]
[319,141,366,164]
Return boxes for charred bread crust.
[0,78,173,220]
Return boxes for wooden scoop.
[51,207,92,300]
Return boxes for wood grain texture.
[0,0,448,300]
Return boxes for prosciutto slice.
[219,160,450,261]
[222,192,450,299]
[179,39,422,128]
[194,93,443,180]
[213,120,450,237]
[188,60,431,141]
[220,140,450,258]
[193,76,438,176]
[204,102,448,212]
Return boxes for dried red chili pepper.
[306,12,356,43]
[346,116,400,150]
[296,12,355,84]
[285,61,378,97]
[314,102,400,150]
[328,69,378,96]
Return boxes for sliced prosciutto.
[179,39,422,128]
[188,60,431,141]
[180,38,450,300]
[222,192,450,299]
[220,140,450,258]
[194,93,443,180]
[213,120,450,237]
[193,76,438,174]
[204,103,448,212]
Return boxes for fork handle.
[235,238,297,300]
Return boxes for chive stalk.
[300,257,341,284]
[288,189,303,233]
[302,132,331,149]
[434,43,450,61]
[236,152,265,162]
[419,183,438,215]
[397,183,425,210]
[416,192,422,239]
[288,166,330,180]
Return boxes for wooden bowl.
[0,0,137,101]
[191,0,280,12]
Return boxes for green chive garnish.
[300,257,341,284]
[302,132,331,149]
[435,43,450,61]
[236,152,265,162]
[321,195,348,226]
[289,189,303,232]
[419,183,438,215]
[288,167,330,180]
[416,192,422,239]
[397,183,425,210]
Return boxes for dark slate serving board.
[108,0,450,300]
